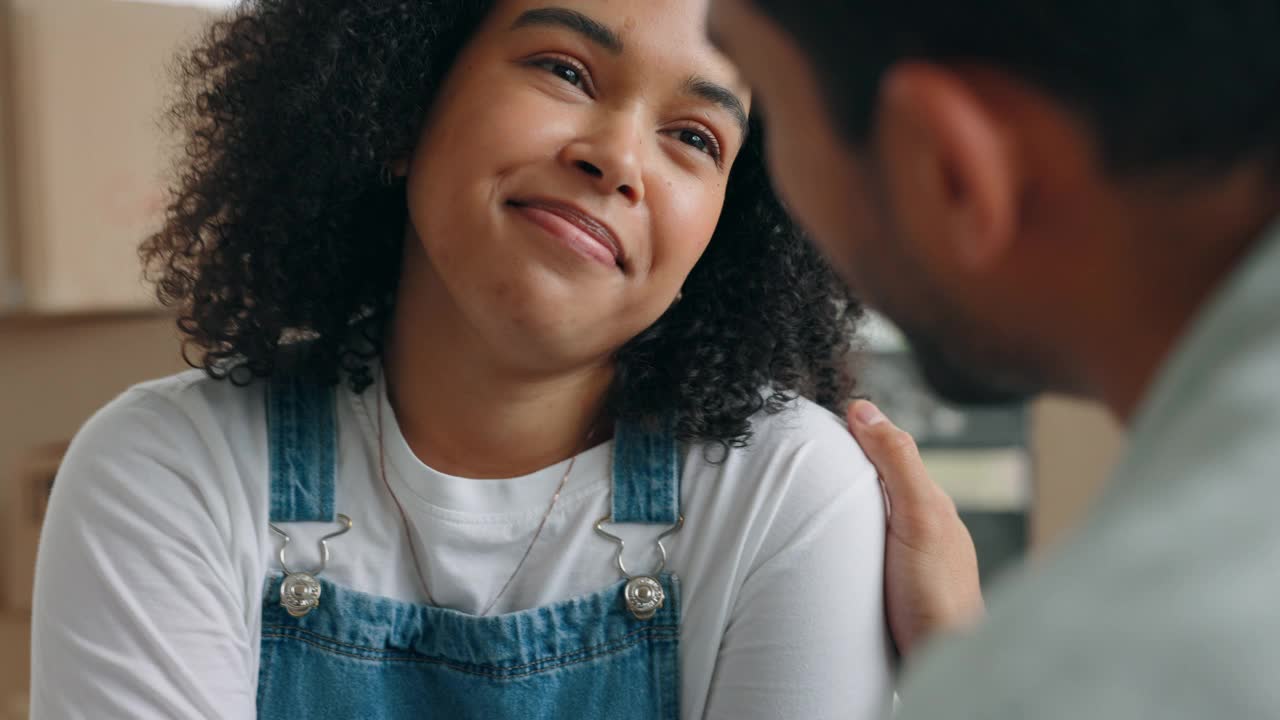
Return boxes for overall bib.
[255,376,683,719]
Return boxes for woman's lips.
[508,199,624,269]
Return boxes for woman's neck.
[383,259,613,479]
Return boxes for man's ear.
[389,158,410,177]
[874,62,1019,273]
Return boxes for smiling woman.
[30,2,893,719]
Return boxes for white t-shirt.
[30,368,892,719]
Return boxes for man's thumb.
[847,400,933,512]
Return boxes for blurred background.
[0,0,1126,715]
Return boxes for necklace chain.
[374,372,583,616]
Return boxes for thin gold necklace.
[374,371,586,616]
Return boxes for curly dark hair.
[141,0,862,448]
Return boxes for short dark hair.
[749,1,1280,176]
[141,0,860,450]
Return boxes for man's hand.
[848,400,985,661]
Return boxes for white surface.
[920,448,1031,512]
[31,369,893,719]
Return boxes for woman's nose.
[560,113,646,205]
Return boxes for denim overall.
[256,376,683,719]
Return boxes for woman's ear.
[875,62,1019,274]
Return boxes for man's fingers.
[848,401,986,657]
[847,400,938,513]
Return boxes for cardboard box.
[0,1,15,306]
[0,613,30,720]
[1031,396,1125,547]
[2,441,63,613]
[0,0,213,313]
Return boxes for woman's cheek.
[657,181,724,272]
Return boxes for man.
[708,1,1280,716]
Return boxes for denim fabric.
[611,417,680,524]
[258,378,682,719]
[257,575,681,719]
[266,377,336,522]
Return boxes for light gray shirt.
[898,218,1280,718]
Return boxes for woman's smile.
[507,196,626,271]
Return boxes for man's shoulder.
[898,485,1280,719]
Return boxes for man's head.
[709,1,1280,406]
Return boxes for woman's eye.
[680,130,709,153]
[550,63,581,86]
[676,129,721,160]
[533,58,586,89]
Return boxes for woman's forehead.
[487,0,745,93]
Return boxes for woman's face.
[403,0,750,372]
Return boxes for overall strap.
[610,417,680,525]
[266,375,337,523]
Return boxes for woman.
[30,1,892,718]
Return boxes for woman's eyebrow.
[510,7,624,55]
[684,76,749,139]
[510,7,747,138]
